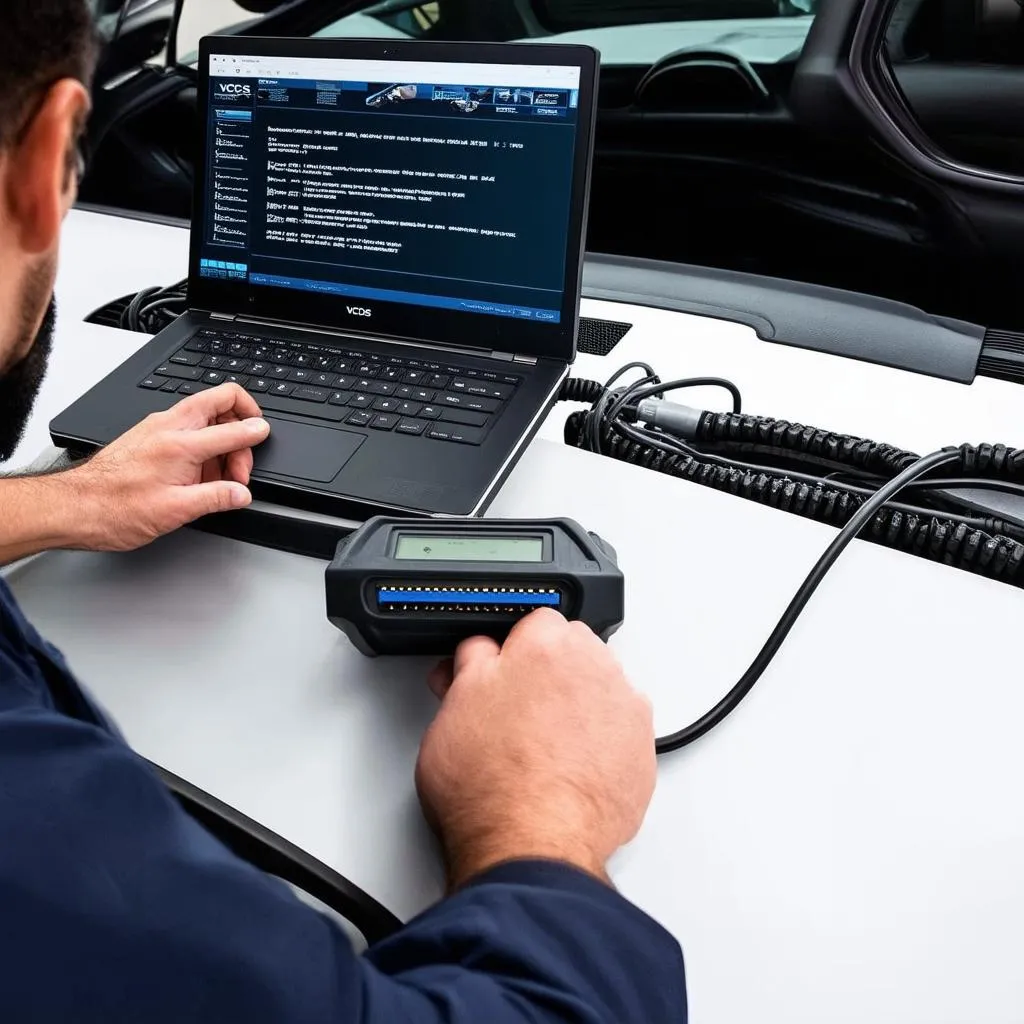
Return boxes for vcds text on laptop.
[51,36,599,518]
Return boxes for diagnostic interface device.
[326,518,624,656]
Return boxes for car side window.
[884,0,1024,176]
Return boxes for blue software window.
[199,54,582,324]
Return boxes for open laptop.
[51,36,598,519]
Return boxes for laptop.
[51,36,599,519]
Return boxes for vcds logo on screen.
[216,81,252,98]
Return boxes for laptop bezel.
[188,35,599,364]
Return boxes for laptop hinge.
[210,312,238,321]
[512,353,538,366]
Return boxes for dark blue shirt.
[0,577,687,1022]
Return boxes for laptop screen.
[192,41,595,356]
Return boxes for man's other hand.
[416,609,657,890]
[68,385,270,551]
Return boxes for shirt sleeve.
[0,709,687,1024]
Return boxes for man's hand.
[416,609,657,890]
[64,384,270,551]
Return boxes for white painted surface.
[7,207,1024,1023]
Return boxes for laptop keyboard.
[139,329,523,446]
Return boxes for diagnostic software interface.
[199,52,584,324]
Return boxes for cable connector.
[636,398,704,440]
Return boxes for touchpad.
[254,418,365,483]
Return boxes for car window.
[176,0,819,69]
[882,0,1024,177]
[318,1,819,66]
[175,1,277,61]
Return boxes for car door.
[789,0,1024,342]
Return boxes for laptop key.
[202,370,225,385]
[402,370,426,385]
[418,405,443,420]
[160,380,181,394]
[427,425,485,446]
[426,374,450,389]
[170,352,201,367]
[311,372,334,388]
[396,418,427,436]
[156,364,204,381]
[270,366,291,379]
[248,379,271,393]
[329,391,351,407]
[292,387,329,404]
[289,369,314,383]
[451,379,492,397]
[139,377,163,390]
[440,409,488,427]
[371,414,399,431]
[397,401,422,417]
[270,382,295,397]
[177,382,210,397]
[223,375,250,388]
[257,391,348,423]
[464,396,500,414]
[346,410,373,427]
[373,397,401,413]
[349,393,373,408]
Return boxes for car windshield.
[176,0,818,69]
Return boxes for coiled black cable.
[559,367,1024,750]
[696,411,919,479]
[120,279,189,335]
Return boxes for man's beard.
[0,296,56,463]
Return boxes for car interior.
[79,0,1024,335]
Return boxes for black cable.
[120,286,159,332]
[611,417,992,530]
[909,477,1024,500]
[121,279,188,334]
[153,762,402,944]
[654,449,959,754]
[621,377,743,415]
[591,364,657,454]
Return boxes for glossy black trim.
[188,35,599,361]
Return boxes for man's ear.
[3,79,91,256]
